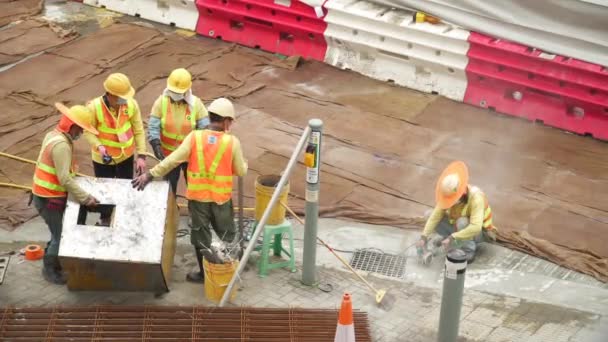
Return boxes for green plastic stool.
[255,220,296,277]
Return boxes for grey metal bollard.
[438,249,468,342]
[301,119,323,286]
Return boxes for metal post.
[218,125,312,307]
[301,119,323,286]
[437,249,468,342]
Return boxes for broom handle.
[238,176,245,249]
[280,202,379,293]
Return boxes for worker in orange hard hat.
[83,73,148,226]
[148,68,209,195]
[416,161,498,264]
[132,98,247,284]
[32,103,100,285]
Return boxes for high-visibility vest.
[32,130,76,198]
[160,96,197,156]
[447,186,494,230]
[92,96,135,159]
[186,130,234,203]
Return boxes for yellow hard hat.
[55,102,99,135]
[103,73,135,99]
[208,98,235,120]
[167,68,192,94]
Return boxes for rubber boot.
[186,248,205,283]
[42,256,66,285]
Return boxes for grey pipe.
[437,249,468,342]
[218,125,313,307]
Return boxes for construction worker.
[32,103,100,285]
[132,98,247,283]
[416,161,497,263]
[148,68,209,195]
[84,73,147,226]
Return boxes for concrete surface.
[1,217,607,341]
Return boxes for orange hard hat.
[435,161,469,209]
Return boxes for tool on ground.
[0,255,10,285]
[280,202,389,306]
[24,244,44,261]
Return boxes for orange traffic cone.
[334,293,355,342]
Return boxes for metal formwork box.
[59,178,178,293]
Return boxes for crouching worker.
[32,103,100,284]
[416,161,497,264]
[132,98,247,283]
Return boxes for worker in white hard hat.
[416,161,498,263]
[83,73,147,226]
[148,68,209,195]
[132,98,247,283]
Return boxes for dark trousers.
[33,195,65,263]
[189,200,236,251]
[92,155,134,220]
[165,162,188,196]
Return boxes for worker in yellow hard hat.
[148,68,209,195]
[32,103,100,284]
[133,98,247,283]
[416,161,498,264]
[83,73,147,226]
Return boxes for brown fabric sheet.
[0,22,606,283]
[0,0,43,27]
[0,19,77,67]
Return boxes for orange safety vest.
[447,186,494,230]
[186,130,234,203]
[32,130,76,198]
[160,96,197,156]
[92,96,135,159]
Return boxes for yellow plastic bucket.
[203,259,239,303]
[255,175,289,225]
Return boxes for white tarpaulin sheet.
[371,0,608,66]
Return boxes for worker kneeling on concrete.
[32,103,100,285]
[148,68,209,195]
[132,98,247,283]
[416,161,497,264]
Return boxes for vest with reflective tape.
[447,186,494,230]
[186,130,234,203]
[32,130,76,198]
[93,97,135,159]
[160,96,197,156]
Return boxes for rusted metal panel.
[0,306,372,341]
[58,178,178,293]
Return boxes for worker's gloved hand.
[135,155,147,176]
[149,139,164,161]
[131,171,152,191]
[441,236,453,251]
[98,146,113,165]
[83,195,99,207]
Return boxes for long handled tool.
[280,202,388,306]
[237,176,245,259]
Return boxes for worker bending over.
[84,73,147,226]
[416,161,497,263]
[32,103,100,284]
[148,68,209,195]
[132,98,247,283]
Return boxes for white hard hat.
[208,98,235,120]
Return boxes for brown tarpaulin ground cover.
[0,0,43,27]
[0,22,606,282]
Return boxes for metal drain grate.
[349,249,407,278]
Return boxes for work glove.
[98,146,113,165]
[131,171,153,191]
[83,195,100,207]
[149,139,165,161]
[135,155,147,176]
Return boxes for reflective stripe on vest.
[447,186,494,230]
[186,130,234,203]
[93,97,135,158]
[160,96,197,155]
[32,131,76,197]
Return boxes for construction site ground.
[1,217,607,341]
[1,1,607,341]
